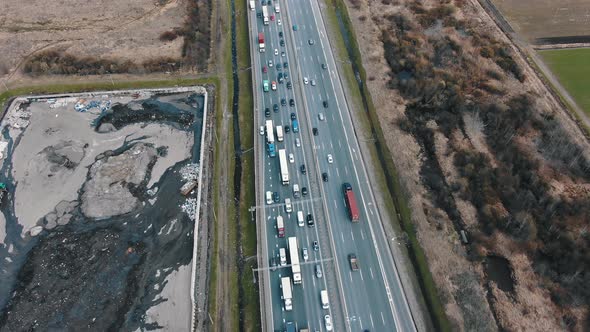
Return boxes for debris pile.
[181,198,197,221]
[74,99,112,113]
[5,106,31,129]
[180,163,199,181]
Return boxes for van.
[293,184,300,198]
[284,198,292,213]
[266,191,273,205]
[297,211,304,227]
[321,290,329,309]
[279,248,287,266]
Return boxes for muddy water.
[0,93,204,331]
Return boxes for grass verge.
[326,0,451,330]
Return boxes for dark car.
[278,73,284,82]
[302,187,308,196]
[284,62,288,68]
[281,98,287,106]
[279,31,283,38]
[273,104,279,112]
[312,127,318,136]
[257,11,262,18]
[322,172,328,182]
[287,81,292,89]
[308,39,314,45]
[313,240,319,251]
[270,257,277,271]
[323,100,328,108]
[284,72,289,80]
[289,99,295,107]
[322,63,327,70]
[273,191,280,203]
[265,108,271,117]
[307,214,314,227]
[280,39,285,47]
[261,0,266,5]
[291,112,296,120]
[284,125,290,133]
[300,164,306,174]
[276,63,282,70]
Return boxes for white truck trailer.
[262,6,269,25]
[281,277,293,311]
[288,237,302,284]
[275,125,284,142]
[278,149,290,185]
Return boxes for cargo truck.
[342,183,360,222]
[288,237,302,284]
[277,215,285,238]
[250,0,255,10]
[266,120,275,144]
[258,32,265,52]
[281,277,293,311]
[320,290,330,309]
[278,149,290,185]
[275,125,284,142]
[262,6,269,25]
[274,3,280,12]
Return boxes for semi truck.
[278,149,290,185]
[277,215,285,238]
[275,125,284,142]
[281,277,293,311]
[249,0,255,10]
[288,237,302,284]
[262,6,269,25]
[258,32,265,52]
[265,120,275,144]
[343,183,360,222]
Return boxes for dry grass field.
[492,0,590,42]
[0,0,187,80]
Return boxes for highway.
[249,0,418,331]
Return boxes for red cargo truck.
[258,33,265,52]
[342,183,359,222]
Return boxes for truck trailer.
[278,149,290,185]
[258,32,265,52]
[262,6,269,25]
[275,125,284,142]
[288,237,302,284]
[343,183,360,222]
[281,277,293,311]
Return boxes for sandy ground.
[142,264,192,331]
[8,98,192,234]
[0,0,185,81]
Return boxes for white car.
[278,18,282,25]
[324,315,333,331]
[266,191,273,205]
[259,125,265,135]
[284,198,292,213]
[274,48,278,56]
[311,79,316,86]
[318,113,325,121]
[303,77,309,85]
[268,60,273,67]
[327,154,333,163]
[295,137,301,147]
[289,153,295,163]
[302,248,308,261]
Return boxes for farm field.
[492,0,590,43]
[539,47,590,115]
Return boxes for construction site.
[0,87,212,331]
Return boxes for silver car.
[315,264,323,278]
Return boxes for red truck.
[343,183,359,222]
[258,32,265,53]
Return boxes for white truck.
[249,0,255,10]
[281,277,293,311]
[265,120,275,144]
[274,3,280,13]
[262,6,269,25]
[275,125,284,142]
[279,248,287,266]
[320,289,330,309]
[278,149,290,185]
[288,237,302,284]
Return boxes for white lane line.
[336,167,340,177]
[332,113,336,121]
[351,230,354,242]
[370,314,375,328]
[334,199,337,211]
[370,267,375,279]
[341,231,345,243]
[330,142,333,149]
[338,140,342,148]
[361,229,365,240]
[349,271,353,283]
[360,270,364,281]
[381,312,386,325]
[345,166,349,175]
[369,207,374,216]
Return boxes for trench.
[229,0,247,330]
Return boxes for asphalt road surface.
[249,1,418,331]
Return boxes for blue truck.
[267,142,276,157]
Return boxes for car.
[308,39,315,45]
[295,137,301,147]
[257,11,262,18]
[290,112,296,120]
[315,265,323,278]
[323,100,328,108]
[293,25,298,31]
[273,104,279,112]
[289,153,294,163]
[278,18,282,25]
[313,127,318,136]
[318,113,325,121]
[313,240,319,251]
[325,315,333,331]
[273,191,280,203]
[327,154,333,163]
[303,77,309,85]
[322,63,327,70]
[284,72,289,80]
[280,39,285,47]
[302,186,308,196]
[271,81,277,90]
[285,198,292,213]
[270,14,275,21]
[281,98,287,106]
[268,60,273,67]
[259,125,265,135]
[261,0,266,5]
[283,62,288,68]
[307,213,314,227]
[289,99,295,107]
[262,66,267,73]
[311,79,316,86]
[322,172,328,182]
[284,125,290,133]
[279,31,283,38]
[300,164,306,174]
[302,248,309,261]
[274,48,278,56]
[276,63,282,70]
[270,257,277,271]
[278,72,283,82]
[281,52,286,57]
[287,81,292,89]
[265,108,271,117]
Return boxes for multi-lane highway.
[249,0,418,331]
